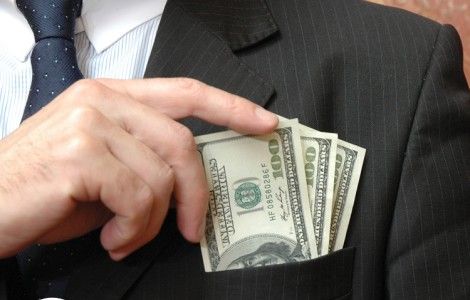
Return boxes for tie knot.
[17,0,82,42]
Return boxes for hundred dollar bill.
[329,139,365,252]
[196,121,318,272]
[299,124,337,256]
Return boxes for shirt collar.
[0,0,167,62]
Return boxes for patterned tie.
[18,0,84,120]
[15,0,89,298]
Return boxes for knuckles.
[67,79,106,99]
[168,122,197,153]
[129,184,154,220]
[174,77,203,90]
[59,79,111,129]
[220,93,242,114]
[66,105,106,129]
[61,131,103,160]
[173,77,206,99]
[59,107,108,158]
[145,158,175,201]
[157,162,176,190]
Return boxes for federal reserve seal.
[234,182,262,209]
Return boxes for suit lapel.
[65,0,278,298]
[144,0,278,136]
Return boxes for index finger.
[97,78,279,134]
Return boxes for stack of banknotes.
[195,118,365,272]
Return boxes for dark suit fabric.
[2,0,469,299]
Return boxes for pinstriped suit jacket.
[2,0,469,299]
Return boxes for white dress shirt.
[0,0,167,139]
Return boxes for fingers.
[92,87,208,243]
[79,78,276,246]
[74,109,175,259]
[98,120,175,259]
[39,103,176,259]
[84,151,161,258]
[1,77,276,259]
[16,78,276,259]
[97,77,279,134]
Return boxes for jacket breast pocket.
[202,247,355,300]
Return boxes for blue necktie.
[16,0,89,298]
[18,0,84,120]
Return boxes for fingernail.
[255,107,277,125]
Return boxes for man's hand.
[0,78,278,260]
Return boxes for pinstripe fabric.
[387,25,470,299]
[143,0,275,137]
[147,1,467,299]
[3,0,469,299]
[0,16,160,139]
[234,2,470,299]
